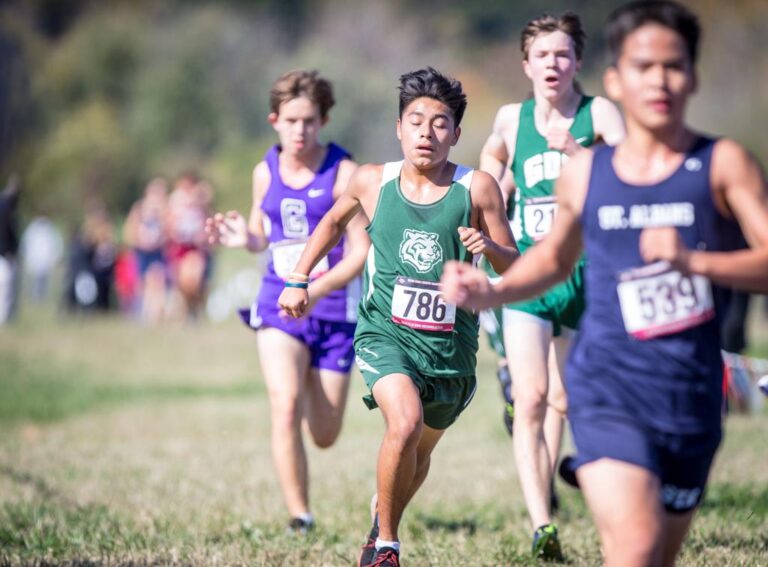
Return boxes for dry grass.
[1,306,767,566]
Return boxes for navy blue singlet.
[567,137,743,435]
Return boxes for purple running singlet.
[241,143,359,373]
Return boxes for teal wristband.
[284,281,309,289]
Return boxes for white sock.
[375,538,400,552]
[297,512,314,525]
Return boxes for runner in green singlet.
[478,12,625,560]
[280,67,518,567]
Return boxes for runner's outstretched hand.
[205,211,248,248]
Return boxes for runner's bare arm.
[499,168,516,210]
[641,139,768,291]
[550,97,625,155]
[244,162,271,251]
[280,164,379,317]
[442,152,589,311]
[592,96,626,146]
[479,104,519,183]
[467,170,519,274]
[308,160,370,300]
[491,151,587,300]
[291,164,379,277]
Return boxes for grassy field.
[1,302,768,566]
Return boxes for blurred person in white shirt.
[21,215,63,302]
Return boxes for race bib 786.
[391,276,456,332]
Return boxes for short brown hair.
[269,70,335,119]
[520,12,586,61]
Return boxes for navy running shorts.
[570,413,721,513]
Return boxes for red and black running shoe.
[365,547,400,567]
[358,513,379,567]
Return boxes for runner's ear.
[603,67,621,103]
[452,126,461,147]
[522,58,533,82]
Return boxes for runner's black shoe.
[287,516,314,535]
[532,523,564,561]
[362,547,400,567]
[498,365,515,436]
[358,513,379,567]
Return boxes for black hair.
[398,67,467,127]
[606,1,700,65]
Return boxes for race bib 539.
[617,261,714,340]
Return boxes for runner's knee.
[547,387,568,415]
[602,527,660,567]
[308,419,343,449]
[513,388,549,422]
[385,414,423,450]
[269,393,303,433]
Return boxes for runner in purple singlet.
[206,70,369,533]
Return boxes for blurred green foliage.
[1,0,767,229]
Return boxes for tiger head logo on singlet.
[399,229,443,273]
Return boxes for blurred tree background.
[1,0,767,228]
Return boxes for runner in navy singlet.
[206,70,369,533]
[441,2,768,565]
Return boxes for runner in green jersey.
[280,67,518,567]
[479,12,625,560]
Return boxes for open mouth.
[647,99,671,113]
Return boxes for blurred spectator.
[720,289,755,413]
[0,175,20,324]
[123,177,169,323]
[63,204,117,312]
[114,248,140,316]
[20,215,63,302]
[166,173,212,321]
